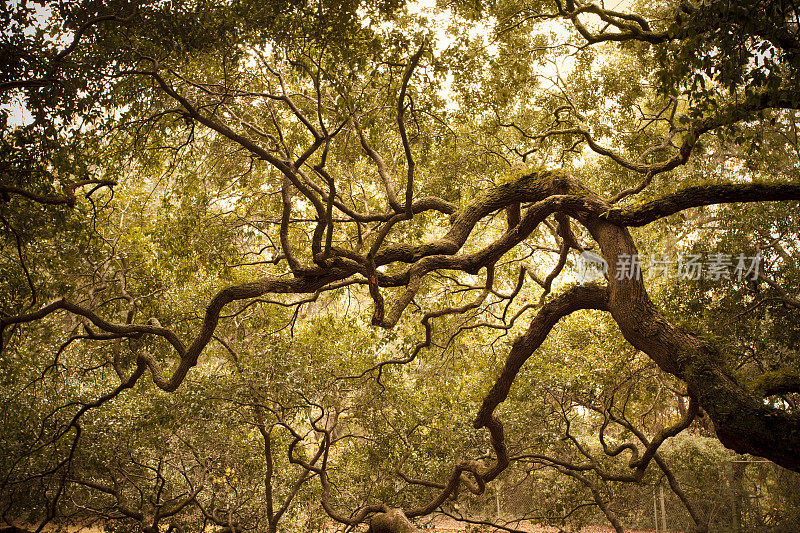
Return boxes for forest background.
[2,0,800,531]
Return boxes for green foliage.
[2,0,800,531]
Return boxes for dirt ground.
[4,518,672,532]
[420,515,671,532]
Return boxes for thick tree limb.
[606,183,800,226]
[581,204,800,471]
[474,283,610,428]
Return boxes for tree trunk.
[726,460,746,532]
[367,509,420,533]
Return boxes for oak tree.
[2,0,800,531]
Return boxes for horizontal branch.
[606,183,800,226]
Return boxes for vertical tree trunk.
[495,482,502,520]
[726,461,746,532]
[654,489,660,532]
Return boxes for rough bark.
[367,509,420,533]
[578,192,800,472]
[475,173,800,472]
